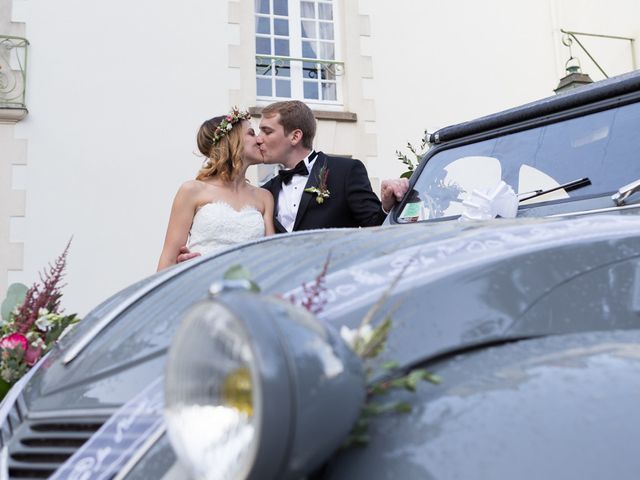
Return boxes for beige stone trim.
[0,108,28,123]
[0,0,27,296]
[249,106,358,122]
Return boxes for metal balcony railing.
[255,54,345,78]
[0,35,29,109]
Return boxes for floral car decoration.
[0,242,79,399]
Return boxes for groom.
[257,100,406,232]
[177,100,408,260]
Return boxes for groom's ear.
[289,128,303,146]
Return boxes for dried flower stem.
[16,239,71,334]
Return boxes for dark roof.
[430,70,640,144]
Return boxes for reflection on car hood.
[23,215,640,411]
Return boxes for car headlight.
[164,286,365,480]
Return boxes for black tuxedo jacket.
[261,152,386,233]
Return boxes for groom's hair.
[262,100,316,149]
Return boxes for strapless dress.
[187,201,265,256]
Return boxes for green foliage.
[339,259,443,449]
[1,283,28,322]
[223,265,261,292]
[395,131,430,179]
[43,313,80,345]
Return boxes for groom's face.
[258,113,291,165]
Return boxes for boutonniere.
[304,163,330,204]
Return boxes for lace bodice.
[187,202,265,256]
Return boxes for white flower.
[38,308,49,317]
[340,324,373,350]
[1,368,14,383]
[26,331,39,342]
[226,123,233,131]
[35,315,52,332]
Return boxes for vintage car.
[2,70,640,479]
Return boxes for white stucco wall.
[365,0,640,180]
[10,0,240,314]
[4,0,640,316]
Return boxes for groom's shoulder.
[317,152,367,171]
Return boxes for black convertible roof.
[429,69,640,144]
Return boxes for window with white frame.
[254,0,342,105]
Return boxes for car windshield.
[397,100,640,222]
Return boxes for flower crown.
[212,107,251,145]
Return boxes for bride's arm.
[261,189,276,236]
[157,182,199,271]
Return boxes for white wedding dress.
[187,202,265,256]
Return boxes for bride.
[157,108,275,271]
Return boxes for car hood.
[23,214,640,412]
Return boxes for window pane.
[303,61,318,79]
[319,42,334,60]
[275,61,291,77]
[276,79,291,97]
[301,1,315,18]
[256,37,271,55]
[255,0,270,14]
[304,81,319,99]
[275,38,290,56]
[274,18,289,36]
[256,16,270,34]
[274,0,288,15]
[318,3,333,20]
[257,78,272,96]
[320,64,335,80]
[319,21,333,40]
[322,82,337,101]
[302,41,317,58]
[301,20,317,38]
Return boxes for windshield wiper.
[612,178,640,206]
[518,177,591,202]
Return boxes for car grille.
[1,396,109,480]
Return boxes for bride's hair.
[195,116,244,182]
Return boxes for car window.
[398,101,640,222]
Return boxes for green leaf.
[369,381,391,396]
[393,401,412,413]
[223,265,260,292]
[1,283,28,322]
[400,171,413,179]
[361,402,387,417]
[406,370,426,390]
[424,372,442,384]
[223,265,251,280]
[382,360,399,371]
[359,316,392,359]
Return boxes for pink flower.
[0,333,28,351]
[226,115,233,121]
[25,345,42,366]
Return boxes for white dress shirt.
[277,151,317,232]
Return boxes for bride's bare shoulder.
[249,184,274,202]
[179,179,212,194]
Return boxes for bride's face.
[241,120,264,166]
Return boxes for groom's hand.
[381,178,410,213]
[176,245,201,263]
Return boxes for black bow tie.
[278,160,309,185]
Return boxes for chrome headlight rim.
[164,296,294,480]
[165,290,365,480]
